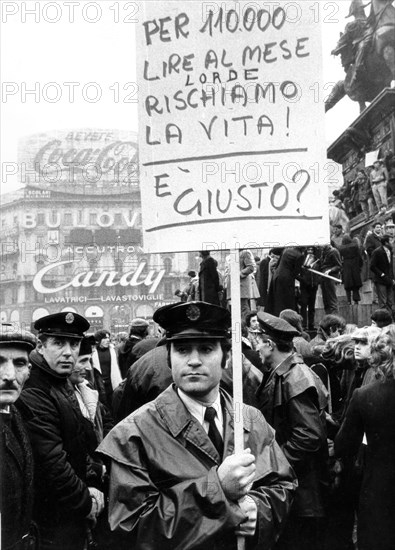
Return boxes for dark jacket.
[257,256,270,306]
[117,335,144,377]
[1,406,36,550]
[339,242,363,290]
[370,245,394,285]
[335,379,395,550]
[320,246,342,276]
[199,255,220,305]
[98,385,297,550]
[256,354,329,517]
[17,351,96,548]
[364,232,382,257]
[266,248,304,316]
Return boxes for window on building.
[114,213,123,225]
[1,219,6,228]
[50,211,58,224]
[13,215,18,225]
[12,287,18,303]
[5,289,12,305]
[89,213,96,225]
[64,213,72,225]
[37,213,45,225]
[77,211,84,224]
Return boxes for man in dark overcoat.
[198,250,220,305]
[99,301,297,550]
[255,312,329,550]
[370,234,395,313]
[17,312,104,550]
[0,325,37,550]
[265,247,304,316]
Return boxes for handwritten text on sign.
[137,2,329,252]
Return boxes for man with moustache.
[17,313,104,550]
[98,301,297,550]
[0,324,37,550]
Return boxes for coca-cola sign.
[19,129,139,188]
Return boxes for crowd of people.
[332,153,395,221]
[3,225,395,550]
[2,289,395,550]
[174,221,395,334]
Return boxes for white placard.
[365,150,380,167]
[137,1,330,253]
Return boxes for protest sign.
[137,1,330,253]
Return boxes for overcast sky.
[1,0,358,195]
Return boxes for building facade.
[1,129,203,333]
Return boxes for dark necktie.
[204,406,224,457]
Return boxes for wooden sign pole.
[229,248,245,550]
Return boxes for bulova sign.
[33,260,165,295]
[21,210,140,229]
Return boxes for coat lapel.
[156,385,249,465]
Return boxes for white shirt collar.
[177,388,223,435]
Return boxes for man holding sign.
[98,301,296,549]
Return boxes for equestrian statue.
[325,0,395,112]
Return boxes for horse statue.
[325,0,395,113]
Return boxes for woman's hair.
[369,333,395,379]
[95,329,110,343]
[352,326,381,343]
[321,334,356,368]
[241,321,249,338]
[344,323,358,334]
[245,311,258,328]
[382,324,395,340]
[351,326,382,367]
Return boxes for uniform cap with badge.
[257,312,299,344]
[0,324,37,351]
[153,301,231,341]
[34,312,90,339]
